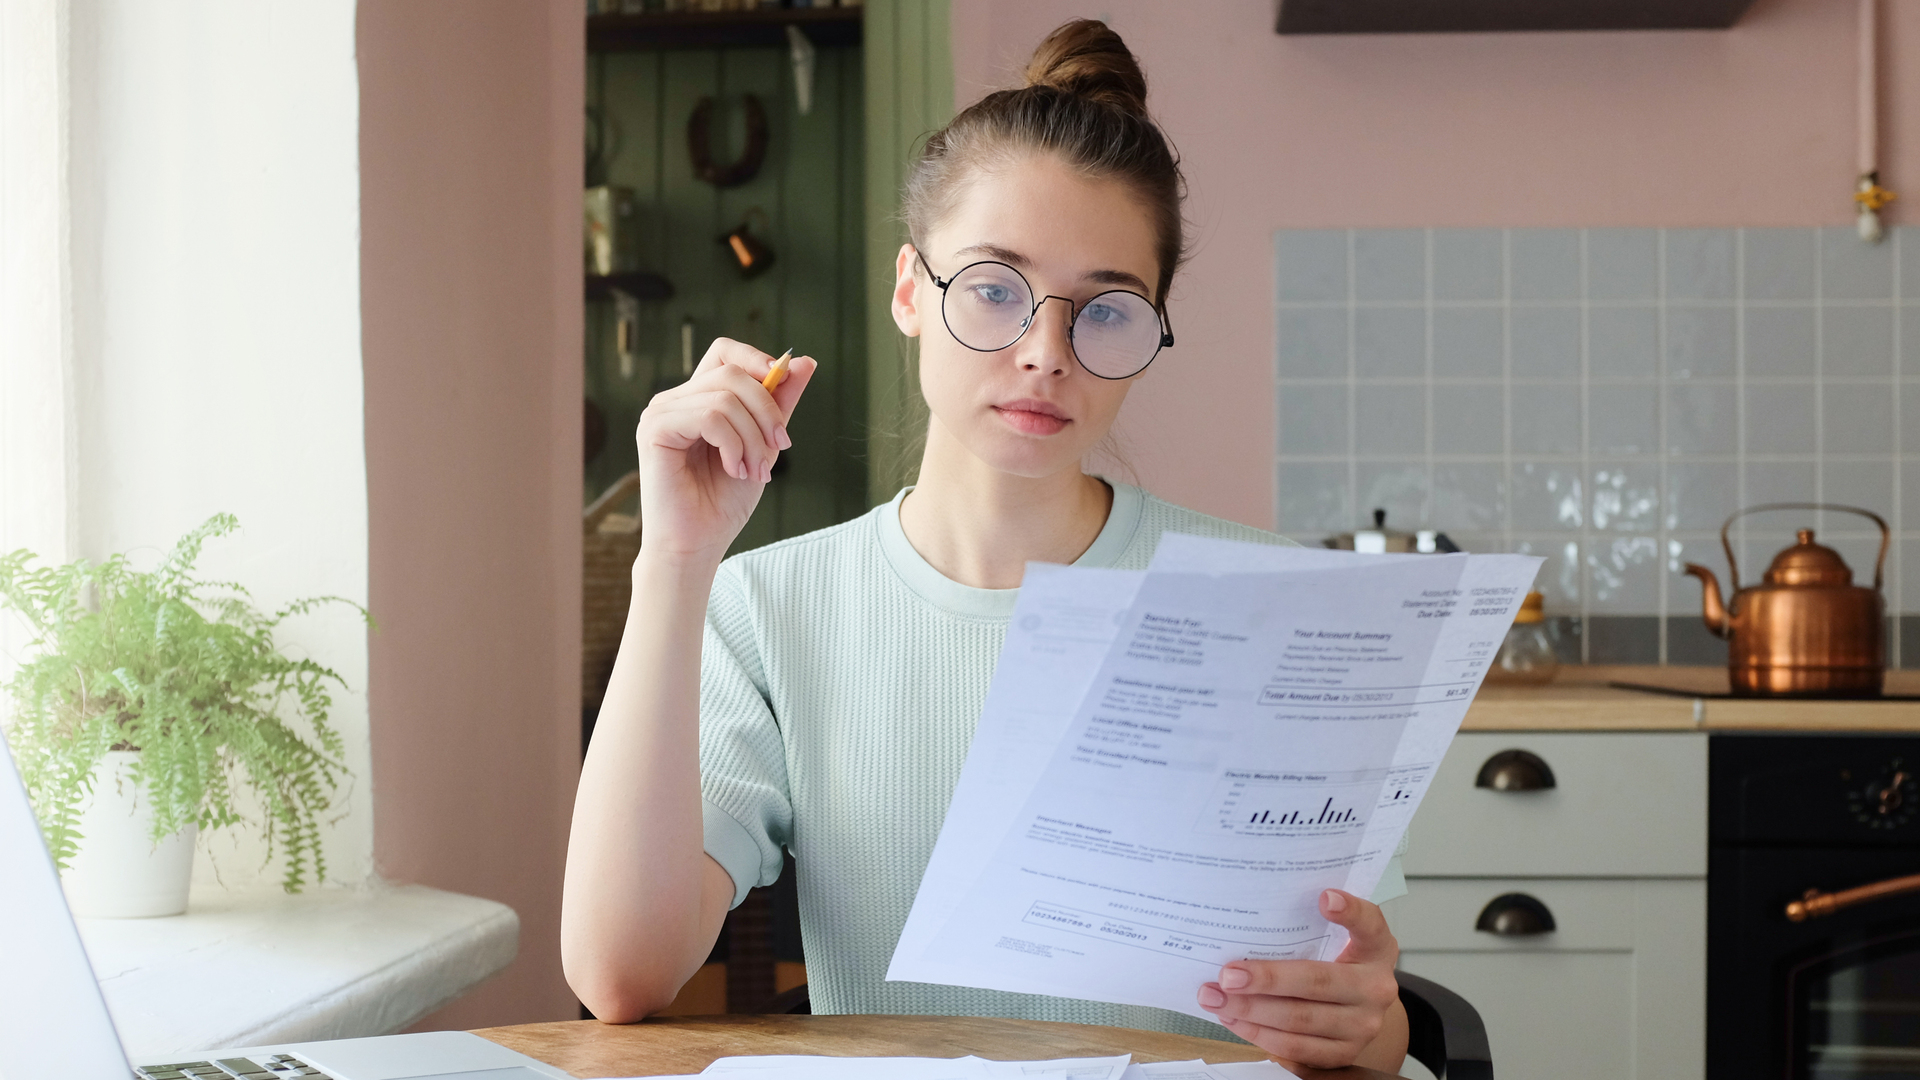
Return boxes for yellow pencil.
[761,349,793,393]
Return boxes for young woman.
[562,20,1409,1073]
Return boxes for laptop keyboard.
[137,1055,333,1080]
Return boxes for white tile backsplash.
[1274,226,1920,660]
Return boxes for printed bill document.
[886,535,1543,1022]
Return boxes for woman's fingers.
[1215,1015,1359,1072]
[653,390,768,482]
[1320,889,1398,966]
[672,337,815,465]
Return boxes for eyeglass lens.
[942,262,1163,379]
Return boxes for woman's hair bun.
[1022,19,1149,116]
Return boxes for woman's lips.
[993,401,1070,435]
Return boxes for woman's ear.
[891,243,924,338]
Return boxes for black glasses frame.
[915,250,1174,380]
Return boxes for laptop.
[0,734,577,1080]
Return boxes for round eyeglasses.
[916,251,1173,380]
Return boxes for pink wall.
[952,0,1920,530]
[358,1,584,1029]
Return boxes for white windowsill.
[76,883,519,1060]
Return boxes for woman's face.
[892,153,1162,480]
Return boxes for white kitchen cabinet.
[1394,878,1704,1080]
[1398,732,1708,1080]
[1405,732,1707,877]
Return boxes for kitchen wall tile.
[1904,306,1920,376]
[1822,382,1894,455]
[1432,383,1504,455]
[1744,305,1818,377]
[1274,226,1920,640]
[1587,535,1661,613]
[1821,459,1895,518]
[1510,462,1584,531]
[1665,229,1737,301]
[1590,461,1661,532]
[1821,225,1895,299]
[1433,229,1502,302]
[1903,540,1920,613]
[1431,462,1506,531]
[1666,613,1728,666]
[1510,230,1582,301]
[1356,461,1429,527]
[1822,306,1895,377]
[1822,534,1885,592]
[1276,229,1348,303]
[1513,535,1583,607]
[1665,306,1737,379]
[1355,383,1427,455]
[1276,307,1349,378]
[1432,308,1503,378]
[1510,306,1580,378]
[1354,229,1426,303]
[1276,462,1353,536]
[1744,227,1817,300]
[1510,383,1583,456]
[1588,383,1659,455]
[1744,384,1817,454]
[1667,382,1738,456]
[1902,458,1920,525]
[1901,228,1920,299]
[1279,382,1349,455]
[1667,461,1740,532]
[1588,306,1659,378]
[1354,307,1425,378]
[1746,458,1818,506]
[1586,229,1658,301]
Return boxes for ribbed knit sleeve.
[698,560,794,908]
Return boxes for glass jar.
[1487,591,1559,686]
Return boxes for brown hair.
[902,19,1185,305]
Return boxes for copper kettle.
[1683,503,1888,698]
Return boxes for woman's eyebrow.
[951,243,1151,294]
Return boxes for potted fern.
[0,514,363,916]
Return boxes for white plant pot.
[61,751,196,918]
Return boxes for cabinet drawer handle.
[1475,893,1557,936]
[1474,749,1556,791]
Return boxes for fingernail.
[1197,984,1226,1009]
[761,460,773,483]
[1323,889,1348,913]
[1219,967,1250,990]
[776,425,792,450]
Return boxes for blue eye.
[970,283,1016,305]
[1082,301,1128,327]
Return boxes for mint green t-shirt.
[697,481,1407,1039]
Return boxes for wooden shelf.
[585,271,674,302]
[588,8,862,52]
[1276,0,1755,33]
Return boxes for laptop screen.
[0,732,134,1075]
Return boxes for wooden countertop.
[1463,666,1920,732]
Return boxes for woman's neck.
[898,417,1114,590]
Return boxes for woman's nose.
[1017,296,1075,376]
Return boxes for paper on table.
[889,538,1542,1020]
[697,1054,1132,1079]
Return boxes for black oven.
[1710,734,1920,1079]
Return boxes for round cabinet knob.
[1474,749,1556,792]
[1475,893,1557,936]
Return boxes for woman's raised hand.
[635,337,816,566]
[1196,889,1405,1070]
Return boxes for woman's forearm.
[562,550,731,1020]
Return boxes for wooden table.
[475,1015,1405,1080]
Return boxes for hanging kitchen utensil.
[1683,502,1889,698]
[1324,508,1459,554]
[688,94,768,189]
[719,207,776,279]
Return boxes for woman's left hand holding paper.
[1197,889,1409,1072]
